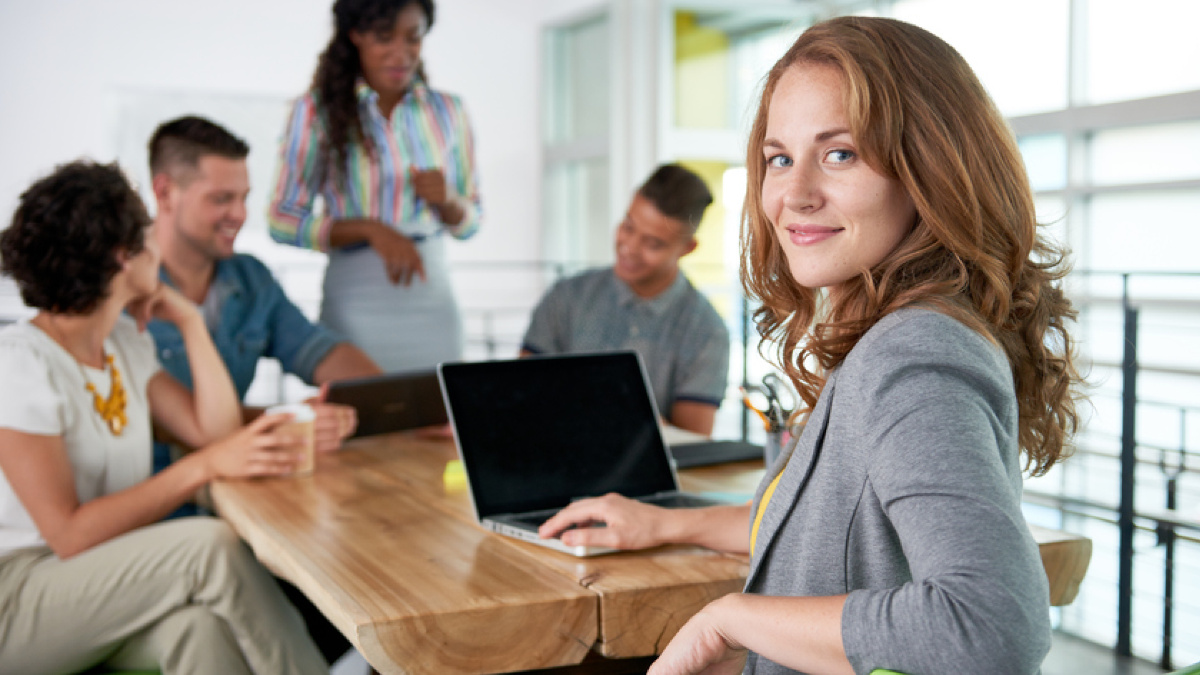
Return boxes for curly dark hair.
[637,164,713,236]
[1,160,150,314]
[312,0,435,181]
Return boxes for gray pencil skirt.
[321,234,464,373]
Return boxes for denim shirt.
[148,253,343,474]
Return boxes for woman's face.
[350,3,428,99]
[760,62,917,297]
[123,224,162,299]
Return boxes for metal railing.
[1018,270,1200,669]
[1106,272,1199,669]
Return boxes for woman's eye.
[826,149,855,164]
[766,155,793,169]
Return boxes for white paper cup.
[266,403,316,476]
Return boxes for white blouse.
[0,316,160,557]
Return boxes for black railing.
[1118,277,1139,659]
[1070,271,1200,669]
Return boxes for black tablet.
[326,369,447,438]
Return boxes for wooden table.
[211,433,748,674]
[211,432,1090,675]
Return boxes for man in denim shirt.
[145,116,381,666]
[146,116,381,473]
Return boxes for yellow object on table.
[443,458,467,492]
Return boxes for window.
[542,11,612,269]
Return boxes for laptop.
[326,369,447,438]
[438,351,726,557]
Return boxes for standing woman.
[540,16,1084,675]
[269,0,481,372]
[0,161,324,674]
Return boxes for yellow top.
[749,469,785,554]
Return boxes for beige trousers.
[0,517,327,675]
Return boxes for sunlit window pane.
[1086,0,1200,104]
[730,26,804,132]
[542,159,611,266]
[1034,195,1069,247]
[1020,134,1068,191]
[1086,191,1200,271]
[1089,122,1200,186]
[674,11,732,130]
[674,9,809,133]
[892,0,1068,116]
[544,15,609,144]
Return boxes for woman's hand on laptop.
[541,496,754,554]
[539,493,672,550]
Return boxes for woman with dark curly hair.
[268,0,481,372]
[0,160,325,673]
[539,16,1085,675]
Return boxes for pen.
[740,387,773,431]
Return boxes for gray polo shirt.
[521,268,730,414]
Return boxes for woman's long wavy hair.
[742,16,1082,475]
[311,0,434,180]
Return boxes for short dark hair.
[1,160,151,314]
[148,115,249,179]
[637,163,714,235]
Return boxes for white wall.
[0,0,571,269]
[0,0,601,364]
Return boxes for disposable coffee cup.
[266,403,316,476]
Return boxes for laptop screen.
[439,352,680,519]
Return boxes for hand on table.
[537,492,670,550]
[306,385,358,453]
[648,596,747,675]
[200,412,304,479]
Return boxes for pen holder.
[764,427,789,468]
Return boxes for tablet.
[325,369,447,438]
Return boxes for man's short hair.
[637,163,713,236]
[148,115,249,180]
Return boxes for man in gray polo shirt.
[521,164,729,435]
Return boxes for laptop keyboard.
[509,513,552,528]
[506,494,716,531]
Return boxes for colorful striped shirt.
[267,78,482,252]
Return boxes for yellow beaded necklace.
[85,353,127,436]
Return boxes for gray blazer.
[744,309,1051,675]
